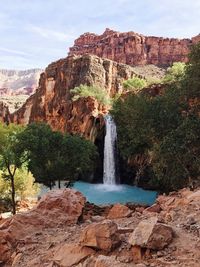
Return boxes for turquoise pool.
[73,181,157,206]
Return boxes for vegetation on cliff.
[112,44,200,192]
[123,77,147,92]
[70,84,111,106]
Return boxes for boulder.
[107,204,132,219]
[129,217,173,250]
[0,189,86,264]
[80,220,120,251]
[144,204,161,213]
[53,244,94,267]
[35,189,86,225]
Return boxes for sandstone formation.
[0,69,42,96]
[53,244,95,267]
[107,203,132,219]
[11,54,138,141]
[0,69,42,113]
[79,220,120,251]
[0,101,10,124]
[0,189,85,263]
[129,217,173,250]
[1,188,200,266]
[69,28,200,66]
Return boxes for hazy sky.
[0,0,200,69]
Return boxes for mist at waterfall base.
[74,115,157,206]
[73,182,157,205]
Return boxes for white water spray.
[103,114,117,185]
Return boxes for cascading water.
[103,114,118,185]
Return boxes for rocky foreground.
[0,188,200,267]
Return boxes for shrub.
[163,62,186,83]
[70,84,110,106]
[123,77,147,92]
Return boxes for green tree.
[163,62,186,83]
[123,77,147,92]
[0,123,26,214]
[112,44,200,192]
[18,123,98,189]
[70,84,111,106]
[0,168,39,204]
[152,116,200,192]
[184,43,200,99]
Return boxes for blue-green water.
[73,181,157,206]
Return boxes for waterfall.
[103,114,118,185]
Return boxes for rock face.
[11,54,137,141]
[69,28,200,66]
[0,69,42,113]
[0,189,85,263]
[0,101,10,124]
[80,220,120,251]
[0,68,42,96]
[129,217,173,250]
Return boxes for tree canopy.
[112,43,200,192]
[0,123,27,214]
[18,123,98,189]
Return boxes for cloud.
[28,25,75,42]
[0,47,30,56]
[0,0,200,69]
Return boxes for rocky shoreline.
[0,187,199,267]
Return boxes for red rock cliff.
[69,28,200,66]
[0,102,10,124]
[12,54,137,141]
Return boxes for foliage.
[112,44,200,192]
[146,77,162,86]
[0,123,26,214]
[163,62,186,83]
[70,84,111,106]
[123,77,147,92]
[0,168,39,201]
[18,123,98,189]
[152,116,200,191]
[184,43,200,98]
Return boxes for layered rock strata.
[69,28,200,66]
[11,54,138,141]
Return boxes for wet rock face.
[69,29,200,66]
[11,54,137,141]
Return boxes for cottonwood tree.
[0,123,26,214]
[18,123,97,189]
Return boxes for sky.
[0,0,200,70]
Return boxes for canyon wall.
[12,54,137,141]
[0,102,10,124]
[69,28,200,66]
[0,68,42,96]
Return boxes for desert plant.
[123,77,147,92]
[70,84,111,106]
